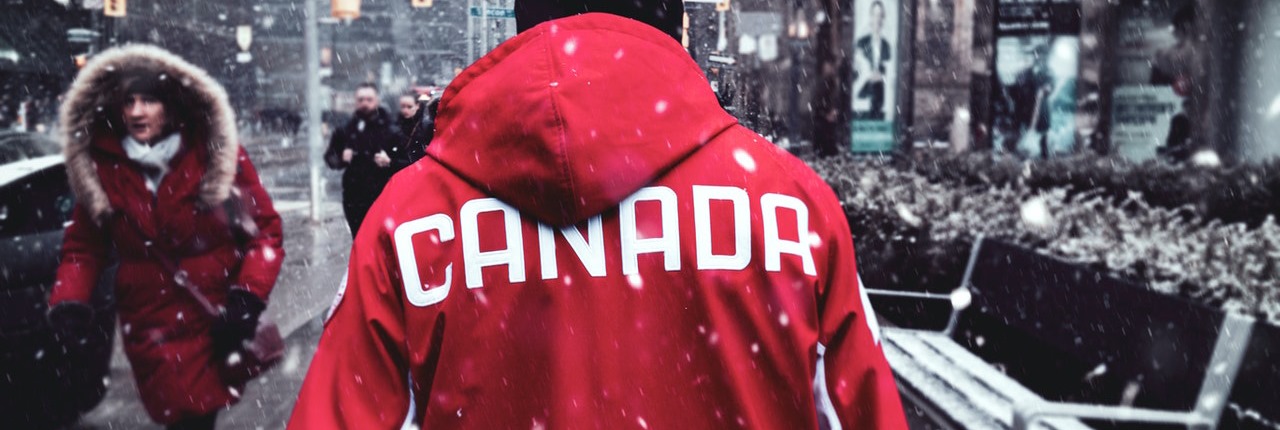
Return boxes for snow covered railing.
[871,235,1258,430]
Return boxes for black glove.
[47,301,95,348]
[211,289,266,359]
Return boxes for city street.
[68,134,353,429]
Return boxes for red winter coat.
[291,13,905,430]
[49,46,284,424]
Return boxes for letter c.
[394,214,455,307]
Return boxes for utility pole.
[305,0,324,222]
[467,0,474,63]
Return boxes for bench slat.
[885,328,1091,430]
[885,330,1006,430]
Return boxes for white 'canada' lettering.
[394,186,818,307]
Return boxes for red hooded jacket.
[290,13,905,429]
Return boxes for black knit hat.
[119,71,186,119]
[515,0,684,42]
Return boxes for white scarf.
[122,133,182,195]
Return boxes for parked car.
[0,130,60,165]
[0,155,116,429]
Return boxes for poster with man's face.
[1111,0,1198,161]
[992,0,1080,158]
[850,0,899,153]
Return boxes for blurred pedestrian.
[1153,4,1206,163]
[290,0,907,428]
[47,45,285,430]
[324,83,403,237]
[394,92,435,165]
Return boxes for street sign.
[708,54,736,65]
[469,7,515,18]
[66,28,100,44]
[757,34,779,62]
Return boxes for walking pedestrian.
[47,45,285,430]
[324,83,403,237]
[395,92,434,165]
[291,1,907,428]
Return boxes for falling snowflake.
[807,232,823,248]
[1191,150,1222,168]
[895,204,922,227]
[627,274,644,290]
[733,149,757,173]
[1020,196,1054,230]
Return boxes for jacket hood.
[428,13,737,226]
[60,44,240,221]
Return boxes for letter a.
[620,186,680,275]
[461,198,526,289]
[762,193,817,276]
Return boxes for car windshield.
[0,131,60,165]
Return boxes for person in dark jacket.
[48,45,284,430]
[324,82,404,236]
[394,92,437,166]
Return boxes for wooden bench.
[868,235,1255,430]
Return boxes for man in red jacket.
[289,1,907,428]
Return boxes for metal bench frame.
[868,235,1255,430]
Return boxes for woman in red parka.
[45,45,284,430]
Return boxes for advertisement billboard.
[991,0,1080,158]
[850,0,900,152]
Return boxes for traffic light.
[104,0,126,17]
[715,0,730,12]
[332,0,361,20]
[412,0,433,8]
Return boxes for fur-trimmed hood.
[60,44,239,222]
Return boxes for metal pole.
[481,0,489,57]
[862,289,953,301]
[467,0,475,63]
[305,0,324,222]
